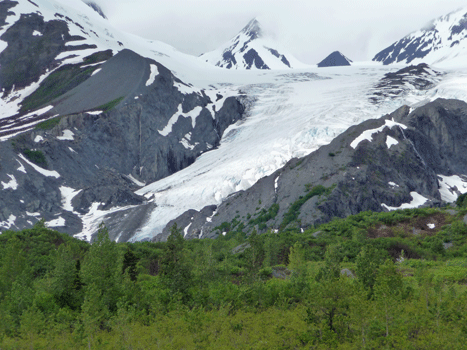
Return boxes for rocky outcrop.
[369,63,443,104]
[163,98,467,240]
[0,12,96,96]
[372,7,467,65]
[0,47,244,238]
[317,51,352,67]
[199,18,303,70]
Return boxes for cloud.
[93,0,467,64]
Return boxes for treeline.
[1,207,467,349]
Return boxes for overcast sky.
[94,0,467,64]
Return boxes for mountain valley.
[1,1,467,244]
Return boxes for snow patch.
[68,147,77,153]
[274,176,279,192]
[180,136,198,150]
[91,68,101,76]
[0,214,16,230]
[57,130,74,141]
[46,217,66,227]
[183,222,192,237]
[16,160,26,174]
[1,174,18,190]
[32,30,43,37]
[438,174,467,202]
[145,64,159,86]
[427,223,435,229]
[34,135,44,143]
[75,202,141,242]
[386,135,398,148]
[60,186,82,212]
[19,154,60,178]
[158,105,203,136]
[86,110,103,115]
[80,62,103,69]
[127,174,145,187]
[388,182,400,187]
[0,40,7,55]
[26,212,41,217]
[381,192,428,211]
[23,105,54,119]
[350,118,407,149]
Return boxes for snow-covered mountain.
[373,7,467,66]
[0,0,244,240]
[199,18,306,70]
[83,1,107,19]
[3,0,467,243]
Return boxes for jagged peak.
[317,51,352,67]
[83,1,107,19]
[240,18,263,40]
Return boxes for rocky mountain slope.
[199,18,306,70]
[0,0,244,240]
[3,1,467,243]
[373,7,467,66]
[317,51,352,67]
[161,96,467,241]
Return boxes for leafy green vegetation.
[23,148,46,166]
[96,96,125,112]
[20,50,113,113]
[1,207,467,348]
[35,116,61,130]
[281,184,334,228]
[249,203,279,226]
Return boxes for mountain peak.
[373,7,467,66]
[83,1,107,19]
[199,18,306,70]
[241,18,263,40]
[317,51,352,67]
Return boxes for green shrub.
[35,117,61,130]
[96,96,125,112]
[456,193,467,208]
[280,185,334,228]
[23,149,46,166]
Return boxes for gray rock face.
[0,11,95,96]
[317,51,352,67]
[200,18,294,70]
[84,1,107,19]
[369,64,443,105]
[372,8,467,65]
[164,98,467,239]
[0,43,244,239]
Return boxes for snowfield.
[129,62,467,241]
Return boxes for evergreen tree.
[160,224,192,303]
[80,223,122,313]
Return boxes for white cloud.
[93,0,467,64]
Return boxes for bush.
[23,149,46,166]
[456,193,467,208]
[35,117,61,130]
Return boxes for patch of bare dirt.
[367,213,449,239]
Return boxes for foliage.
[281,184,334,228]
[96,96,125,112]
[35,117,61,130]
[456,193,467,208]
[23,148,46,166]
[249,203,279,226]
[20,50,113,113]
[1,208,467,348]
